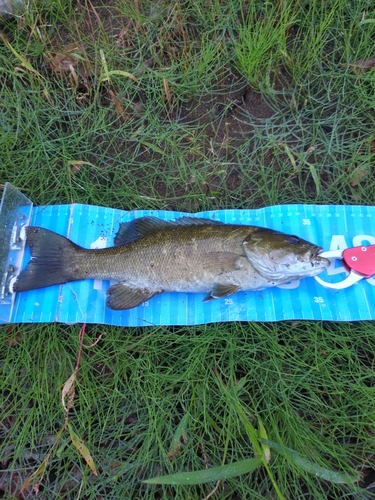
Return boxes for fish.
[13,216,330,310]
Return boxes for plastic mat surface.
[11,204,375,325]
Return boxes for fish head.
[243,228,330,281]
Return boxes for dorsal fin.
[114,216,223,246]
[114,217,169,245]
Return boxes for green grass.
[2,322,375,498]
[1,0,375,498]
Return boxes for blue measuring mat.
[10,204,375,325]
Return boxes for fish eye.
[286,235,300,245]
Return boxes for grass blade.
[68,424,98,476]
[143,456,263,485]
[261,439,359,484]
[167,413,189,460]
[258,418,271,464]
[232,402,284,499]
[303,160,321,197]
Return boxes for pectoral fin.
[203,284,240,302]
[106,283,162,310]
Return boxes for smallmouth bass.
[13,216,329,310]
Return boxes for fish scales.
[13,217,329,310]
[71,224,256,290]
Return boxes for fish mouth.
[298,245,324,261]
[313,246,324,259]
[298,246,329,268]
[312,247,330,267]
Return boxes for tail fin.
[13,227,84,292]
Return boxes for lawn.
[1,0,375,498]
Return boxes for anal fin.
[107,283,162,310]
[203,284,240,302]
